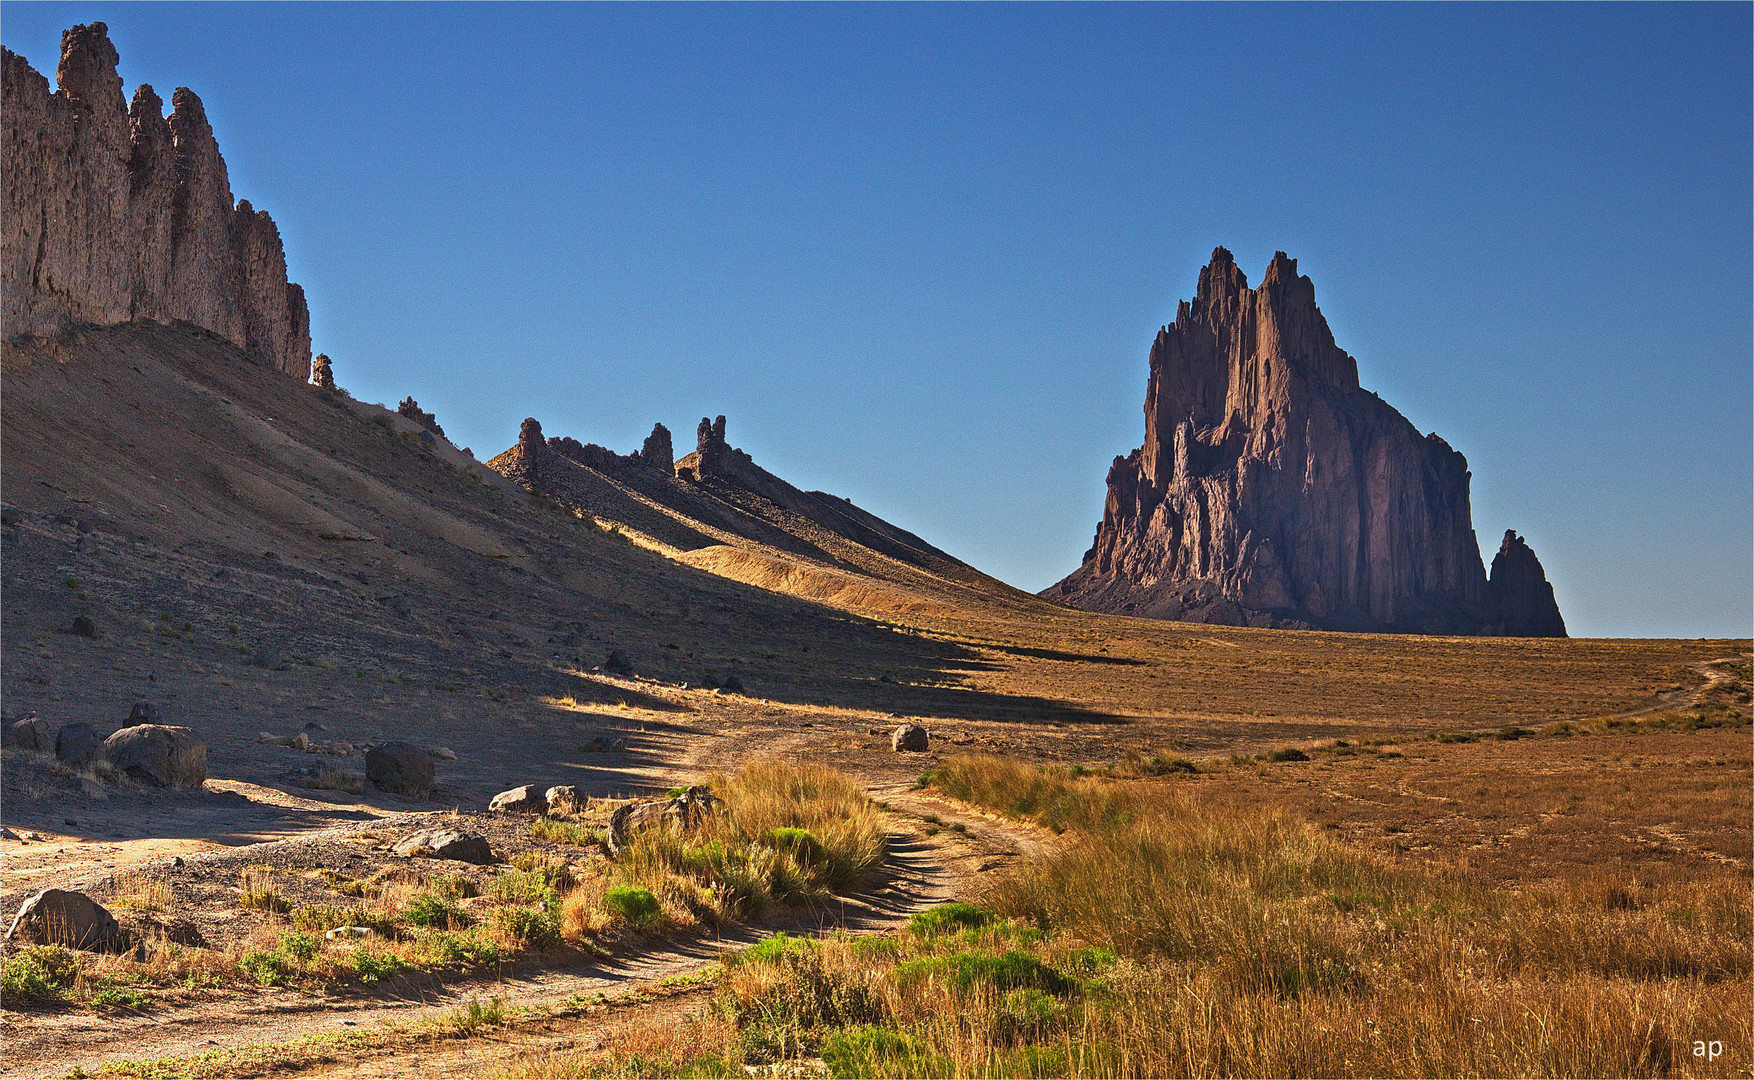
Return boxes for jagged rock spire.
[1487,531,1567,637]
[1048,248,1563,636]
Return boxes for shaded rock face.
[365,741,435,797]
[1049,248,1564,636]
[1486,531,1567,637]
[1,23,310,375]
[639,423,674,473]
[101,724,206,788]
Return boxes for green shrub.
[403,893,472,930]
[1265,747,1310,763]
[419,929,502,967]
[530,817,606,846]
[238,948,293,986]
[425,873,479,900]
[495,906,562,949]
[603,885,663,928]
[820,1026,949,1079]
[1,946,78,1001]
[88,985,153,1009]
[350,948,413,985]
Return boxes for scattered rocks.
[4,713,52,753]
[891,724,930,752]
[545,785,582,814]
[607,785,721,855]
[364,741,435,797]
[391,829,494,864]
[55,721,100,768]
[70,614,96,638]
[101,724,207,788]
[6,888,120,950]
[489,785,544,814]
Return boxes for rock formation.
[1047,248,1564,636]
[309,353,335,389]
[397,397,445,438]
[683,415,756,482]
[1486,530,1567,637]
[639,422,674,473]
[2,23,310,375]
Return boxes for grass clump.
[494,906,562,950]
[529,817,607,847]
[402,893,472,930]
[603,885,664,929]
[236,870,290,914]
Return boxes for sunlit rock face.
[2,23,310,376]
[1048,247,1564,638]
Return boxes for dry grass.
[528,756,1750,1078]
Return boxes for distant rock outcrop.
[1047,248,1564,637]
[681,415,756,482]
[310,353,335,390]
[1486,531,1567,637]
[639,423,674,474]
[1,23,310,375]
[397,398,445,439]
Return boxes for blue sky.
[5,3,1749,638]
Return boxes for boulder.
[54,722,99,769]
[3,713,52,753]
[126,703,158,724]
[391,829,493,864]
[545,785,582,814]
[101,724,206,788]
[489,784,544,814]
[891,724,929,752]
[365,741,434,796]
[607,785,721,855]
[70,614,96,638]
[6,888,120,950]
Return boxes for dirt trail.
[1,788,1054,1080]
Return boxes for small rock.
[489,785,544,814]
[391,829,494,864]
[604,649,633,675]
[4,713,52,753]
[324,925,371,940]
[21,832,41,841]
[427,746,457,761]
[891,724,929,752]
[70,615,96,638]
[545,785,582,814]
[607,785,721,855]
[170,856,184,867]
[102,725,207,788]
[56,722,101,769]
[258,732,299,746]
[6,889,120,950]
[0,827,19,840]
[126,703,158,724]
[365,742,435,797]
[721,674,744,693]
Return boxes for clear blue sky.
[5,3,1749,638]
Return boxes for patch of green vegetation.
[88,985,153,1010]
[529,816,606,846]
[603,885,663,928]
[445,995,506,1035]
[907,901,993,937]
[892,950,1069,996]
[1265,747,1310,763]
[350,948,414,985]
[425,873,479,900]
[417,929,502,967]
[493,906,561,949]
[820,1026,951,1079]
[402,893,472,930]
[1,945,78,1001]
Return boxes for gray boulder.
[607,785,721,855]
[365,741,434,797]
[545,785,582,814]
[489,785,544,814]
[3,713,52,753]
[70,615,96,638]
[102,725,206,788]
[391,829,494,864]
[891,724,929,752]
[55,722,100,769]
[6,889,120,950]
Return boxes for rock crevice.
[2,23,310,375]
[1048,247,1564,636]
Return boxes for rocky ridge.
[1048,248,1565,637]
[2,23,310,376]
